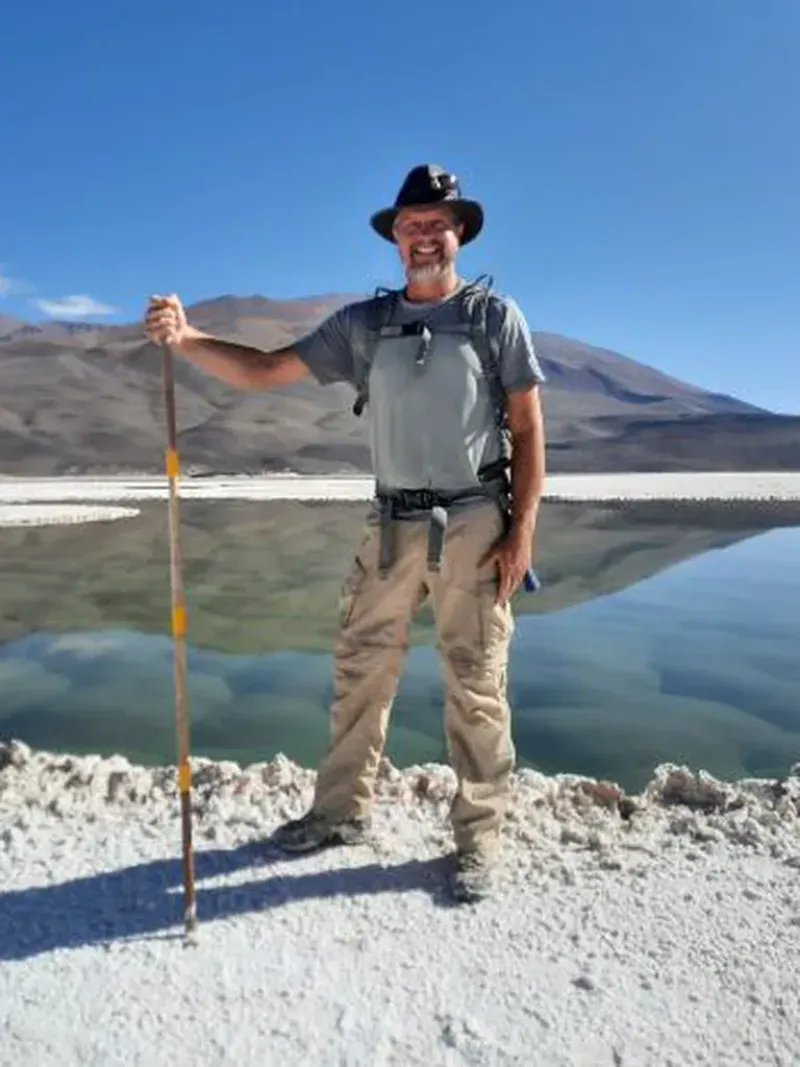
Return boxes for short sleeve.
[293,305,356,386]
[496,296,546,392]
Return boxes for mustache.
[410,240,445,256]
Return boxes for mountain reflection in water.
[1,498,798,792]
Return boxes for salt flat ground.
[0,470,799,526]
[1,746,798,1067]
[2,470,800,500]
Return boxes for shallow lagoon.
[1,498,798,792]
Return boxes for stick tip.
[183,904,199,946]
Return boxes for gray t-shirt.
[293,281,545,492]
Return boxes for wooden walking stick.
[161,339,198,942]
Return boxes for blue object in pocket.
[523,567,541,593]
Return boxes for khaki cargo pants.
[312,500,515,854]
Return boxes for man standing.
[145,164,546,902]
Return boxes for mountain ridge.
[0,293,797,476]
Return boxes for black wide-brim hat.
[370,164,484,246]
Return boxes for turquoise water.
[0,499,798,792]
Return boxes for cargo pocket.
[337,528,376,630]
[338,556,366,629]
[436,581,508,666]
[477,582,514,658]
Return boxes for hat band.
[397,190,456,210]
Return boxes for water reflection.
[1,499,798,791]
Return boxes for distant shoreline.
[1,471,800,508]
[1,471,800,527]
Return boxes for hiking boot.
[449,847,498,904]
[271,809,371,854]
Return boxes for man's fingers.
[485,544,530,603]
[496,565,525,605]
[145,308,179,343]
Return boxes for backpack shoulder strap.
[352,287,399,417]
[460,276,511,457]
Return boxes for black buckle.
[396,488,436,511]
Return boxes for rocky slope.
[1,294,798,474]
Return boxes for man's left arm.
[507,382,546,538]
[489,296,547,602]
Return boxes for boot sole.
[450,879,493,904]
[273,827,370,855]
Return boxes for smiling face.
[392,205,463,284]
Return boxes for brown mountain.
[0,293,798,475]
[0,314,26,339]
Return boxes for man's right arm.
[144,294,355,391]
[176,326,308,390]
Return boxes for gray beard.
[405,261,450,283]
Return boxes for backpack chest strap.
[371,322,473,340]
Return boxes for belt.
[374,478,506,578]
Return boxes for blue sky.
[1,0,797,411]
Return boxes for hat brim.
[369,199,484,246]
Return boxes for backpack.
[350,275,512,468]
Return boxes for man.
[145,163,546,903]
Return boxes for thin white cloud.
[0,267,16,297]
[34,294,116,318]
[0,265,34,298]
